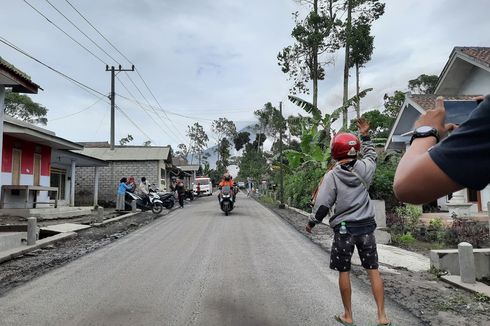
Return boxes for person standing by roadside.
[306,118,391,326]
[138,177,150,208]
[246,178,253,197]
[127,176,136,193]
[116,177,132,211]
[175,179,185,208]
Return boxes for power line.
[44,0,120,65]
[50,98,104,121]
[22,0,107,65]
[64,0,133,64]
[116,105,154,142]
[116,75,175,140]
[0,35,107,98]
[61,0,187,142]
[123,72,184,141]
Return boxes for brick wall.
[76,160,160,206]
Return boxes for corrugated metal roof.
[0,56,41,93]
[74,146,171,161]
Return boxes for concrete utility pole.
[106,65,135,150]
[279,101,285,209]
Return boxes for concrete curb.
[0,232,77,264]
[93,212,140,227]
[441,275,490,298]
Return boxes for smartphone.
[444,100,479,125]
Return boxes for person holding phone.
[394,95,490,204]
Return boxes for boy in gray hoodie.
[306,119,390,326]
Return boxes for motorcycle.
[151,185,176,210]
[124,188,164,214]
[184,189,194,201]
[219,186,234,216]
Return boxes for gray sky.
[1,0,490,148]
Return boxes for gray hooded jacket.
[310,137,377,228]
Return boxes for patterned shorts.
[330,231,378,272]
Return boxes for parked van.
[193,177,212,196]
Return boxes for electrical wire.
[64,0,133,64]
[116,75,175,140]
[44,0,120,65]
[115,105,154,142]
[22,0,107,65]
[50,97,104,121]
[61,0,188,142]
[0,35,107,98]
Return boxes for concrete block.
[96,207,104,223]
[374,228,391,244]
[372,200,386,228]
[430,248,490,280]
[458,242,476,284]
[131,200,137,213]
[0,232,24,251]
[27,217,37,246]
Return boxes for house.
[172,157,200,189]
[74,143,174,206]
[386,46,490,215]
[0,57,106,216]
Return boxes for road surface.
[0,193,420,325]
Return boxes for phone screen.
[444,100,479,125]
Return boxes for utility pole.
[106,64,135,150]
[279,101,285,209]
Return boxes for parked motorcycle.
[124,188,164,214]
[152,185,176,209]
[184,189,194,201]
[219,186,234,216]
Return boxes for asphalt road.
[0,193,420,326]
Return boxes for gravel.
[260,201,490,326]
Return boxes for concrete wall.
[76,160,160,206]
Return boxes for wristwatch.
[409,126,440,144]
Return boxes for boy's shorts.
[330,231,378,271]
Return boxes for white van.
[193,177,212,196]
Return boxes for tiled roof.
[456,47,490,66]
[408,94,481,111]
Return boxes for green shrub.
[284,166,324,211]
[369,153,400,210]
[393,232,416,246]
[395,204,422,233]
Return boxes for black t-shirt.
[429,95,490,190]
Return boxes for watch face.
[416,126,434,133]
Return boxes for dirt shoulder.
[260,200,490,326]
[0,210,173,297]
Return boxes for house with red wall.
[0,57,106,216]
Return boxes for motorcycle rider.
[218,173,235,201]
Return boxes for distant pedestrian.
[246,179,253,197]
[176,179,185,208]
[116,177,132,211]
[306,118,390,326]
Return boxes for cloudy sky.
[1,0,490,149]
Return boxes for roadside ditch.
[0,210,172,296]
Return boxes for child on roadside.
[306,118,391,326]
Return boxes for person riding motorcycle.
[219,173,235,202]
[137,177,150,208]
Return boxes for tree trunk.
[312,0,319,109]
[356,62,360,119]
[342,0,352,129]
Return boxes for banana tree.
[285,88,372,169]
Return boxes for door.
[33,154,41,186]
[11,149,21,185]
